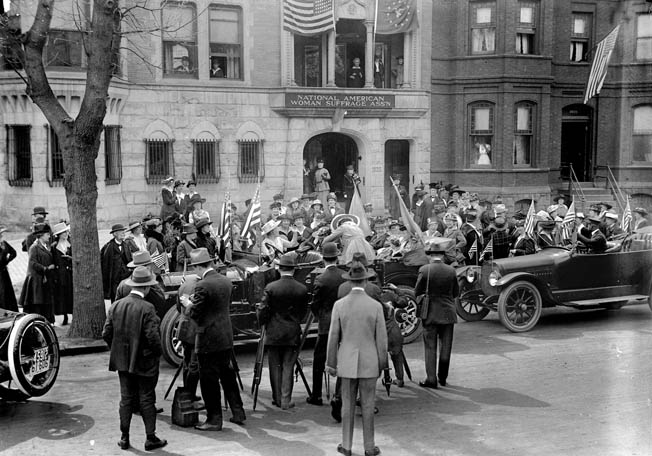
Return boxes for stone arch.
[143,119,174,140]
[190,120,221,141]
[235,120,265,141]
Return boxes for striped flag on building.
[561,201,576,242]
[218,192,232,246]
[283,0,335,36]
[584,25,620,104]
[621,197,632,233]
[241,186,261,247]
[523,199,537,238]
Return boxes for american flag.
[467,239,478,259]
[283,0,335,36]
[481,237,493,260]
[241,186,261,247]
[621,197,632,233]
[561,201,576,242]
[523,199,537,238]
[151,250,168,272]
[584,25,620,104]
[218,192,232,246]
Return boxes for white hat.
[605,212,618,220]
[262,219,281,235]
[547,204,559,214]
[576,212,585,219]
[52,222,70,236]
[536,210,552,221]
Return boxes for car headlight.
[466,268,477,283]
[488,269,501,287]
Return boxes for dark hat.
[141,212,154,223]
[127,250,154,268]
[188,248,213,266]
[277,253,296,268]
[182,223,197,235]
[327,192,337,202]
[346,165,354,170]
[449,186,464,196]
[127,221,142,232]
[195,218,212,230]
[633,207,648,216]
[317,158,324,163]
[464,211,477,222]
[587,216,603,225]
[342,261,375,281]
[300,194,311,200]
[429,182,440,190]
[245,198,252,206]
[125,266,158,287]
[273,193,284,201]
[599,201,613,209]
[33,222,51,235]
[321,242,340,259]
[189,194,206,206]
[346,252,370,268]
[538,219,556,230]
[269,201,282,209]
[174,179,185,188]
[110,223,127,233]
[416,189,428,197]
[494,216,507,228]
[186,180,196,187]
[552,195,566,203]
[32,206,48,216]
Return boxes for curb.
[59,340,109,357]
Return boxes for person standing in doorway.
[314,158,331,205]
[348,57,364,88]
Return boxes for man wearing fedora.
[308,242,345,408]
[176,223,199,270]
[414,239,459,390]
[101,224,133,303]
[115,251,167,319]
[102,266,167,451]
[326,260,387,456]
[577,216,607,253]
[257,253,309,410]
[22,206,50,252]
[185,248,245,430]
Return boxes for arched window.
[469,102,495,166]
[143,120,175,184]
[633,105,652,162]
[514,102,536,166]
[236,122,265,183]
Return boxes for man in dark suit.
[186,248,245,430]
[577,216,608,253]
[307,243,345,407]
[102,266,167,451]
[414,240,460,389]
[101,224,133,303]
[257,253,309,410]
[413,189,433,232]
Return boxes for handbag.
[418,268,431,320]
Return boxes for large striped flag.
[218,192,232,246]
[283,0,335,36]
[390,176,425,244]
[241,186,261,247]
[621,197,632,233]
[584,25,620,104]
[561,201,576,242]
[523,199,537,238]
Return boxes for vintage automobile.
[159,251,423,367]
[456,229,652,332]
[0,308,60,401]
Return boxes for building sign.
[286,93,395,109]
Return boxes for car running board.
[564,295,648,308]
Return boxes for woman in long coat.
[19,222,55,322]
[0,226,18,312]
[51,222,73,325]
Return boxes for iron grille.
[47,125,65,187]
[192,139,220,184]
[237,140,265,183]
[104,125,122,185]
[6,125,32,187]
[145,139,174,184]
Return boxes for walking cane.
[164,362,183,400]
[324,371,330,400]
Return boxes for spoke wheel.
[392,285,423,344]
[161,307,183,368]
[497,281,542,333]
[456,285,490,322]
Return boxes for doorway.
[303,133,359,200]
[384,140,410,212]
[561,104,593,181]
[335,19,366,88]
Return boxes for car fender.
[495,272,557,304]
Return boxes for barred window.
[469,102,494,166]
[192,140,220,183]
[104,126,122,184]
[237,140,265,183]
[514,102,535,166]
[145,139,174,184]
[6,125,32,187]
[47,126,65,187]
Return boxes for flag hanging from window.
[375,0,418,35]
[561,201,576,242]
[583,25,620,104]
[218,192,232,246]
[523,199,537,238]
[241,186,261,247]
[283,0,335,36]
[621,197,632,233]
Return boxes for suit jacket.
[324,206,345,223]
[115,278,167,318]
[311,265,346,335]
[102,292,161,376]
[414,199,434,231]
[577,228,607,253]
[176,239,198,270]
[258,275,309,346]
[188,269,234,353]
[326,288,388,379]
[101,239,132,301]
[160,187,177,220]
[176,274,199,345]
[314,168,331,192]
[414,260,459,326]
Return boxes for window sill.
[105,179,121,185]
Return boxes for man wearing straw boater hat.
[184,248,245,430]
[326,259,387,456]
[101,223,133,303]
[102,266,167,451]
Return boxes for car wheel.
[160,306,183,368]
[456,284,490,322]
[497,281,542,333]
[393,285,423,344]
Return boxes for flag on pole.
[390,176,425,243]
[584,25,620,104]
[347,187,372,237]
[375,0,418,35]
[523,199,537,238]
[218,192,232,246]
[621,197,632,233]
[241,186,261,247]
[467,239,478,259]
[283,0,335,36]
[561,201,576,242]
[151,249,168,272]
[481,237,493,260]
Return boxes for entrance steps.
[563,183,618,210]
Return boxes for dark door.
[384,140,410,212]
[304,133,359,200]
[561,104,593,181]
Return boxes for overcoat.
[160,187,177,220]
[100,239,132,301]
[51,241,73,315]
[19,241,54,315]
[311,265,346,335]
[0,240,18,311]
[414,261,459,326]
[258,275,308,346]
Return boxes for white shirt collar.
[130,290,145,298]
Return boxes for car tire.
[456,281,490,322]
[497,281,542,333]
[160,306,183,368]
[392,285,423,344]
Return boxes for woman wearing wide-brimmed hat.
[261,219,298,262]
[188,195,210,225]
[19,222,55,322]
[51,222,73,325]
[323,214,375,265]
[0,226,18,312]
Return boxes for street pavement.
[2,304,651,456]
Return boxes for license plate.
[30,348,50,376]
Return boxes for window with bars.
[104,126,122,184]
[145,139,174,184]
[513,102,535,166]
[636,14,652,61]
[192,139,220,183]
[470,2,496,54]
[209,5,243,80]
[6,125,32,187]
[469,103,494,166]
[633,105,652,162]
[162,2,198,77]
[44,29,84,69]
[47,126,65,186]
[570,13,591,62]
[237,140,265,183]
[516,2,538,55]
